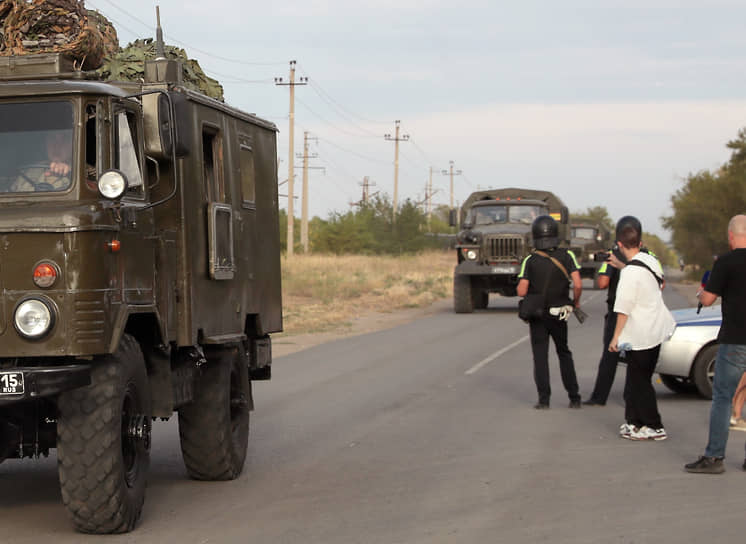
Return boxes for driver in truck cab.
[11,130,72,192]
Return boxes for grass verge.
[280,251,453,336]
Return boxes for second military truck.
[450,188,569,313]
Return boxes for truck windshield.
[0,101,74,194]
[508,205,545,224]
[470,205,507,225]
[573,227,597,239]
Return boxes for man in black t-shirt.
[517,216,583,409]
[685,214,746,474]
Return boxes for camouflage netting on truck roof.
[0,0,224,101]
[97,38,224,102]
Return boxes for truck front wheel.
[57,333,151,534]
[454,274,474,313]
[178,345,250,480]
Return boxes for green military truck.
[0,52,281,533]
[450,188,569,313]
[569,222,612,281]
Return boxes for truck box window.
[239,143,255,205]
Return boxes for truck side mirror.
[559,206,569,223]
[143,92,189,160]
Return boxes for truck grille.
[485,235,524,262]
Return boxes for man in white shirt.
[609,218,676,441]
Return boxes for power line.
[89,0,286,66]
[296,96,378,139]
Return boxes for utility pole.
[384,120,409,223]
[359,176,376,205]
[275,60,307,256]
[297,131,320,254]
[442,160,462,212]
[427,167,434,227]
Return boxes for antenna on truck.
[155,6,166,60]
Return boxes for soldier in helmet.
[517,215,583,409]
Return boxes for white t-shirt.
[613,252,676,350]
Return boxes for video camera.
[593,245,625,263]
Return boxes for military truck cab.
[0,53,281,533]
[570,223,612,281]
[451,188,569,313]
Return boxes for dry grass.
[280,251,453,335]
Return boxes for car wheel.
[692,344,717,400]
[658,373,697,395]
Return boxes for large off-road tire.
[454,274,474,313]
[178,346,250,480]
[57,334,151,534]
[692,344,717,400]
[658,374,697,395]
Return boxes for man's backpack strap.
[626,259,663,288]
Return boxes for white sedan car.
[656,305,721,399]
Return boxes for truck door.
[114,106,156,304]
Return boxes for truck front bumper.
[455,261,521,276]
[0,364,91,407]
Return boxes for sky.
[85,0,746,239]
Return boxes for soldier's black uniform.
[518,248,581,407]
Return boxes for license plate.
[0,372,24,395]
[492,266,514,274]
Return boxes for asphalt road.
[3,278,746,543]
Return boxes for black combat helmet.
[615,215,642,240]
[532,215,559,250]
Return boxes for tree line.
[663,129,746,270]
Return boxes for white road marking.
[465,335,530,375]
[465,289,605,375]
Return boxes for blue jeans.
[705,344,746,458]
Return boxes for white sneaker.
[619,423,638,438]
[629,426,667,441]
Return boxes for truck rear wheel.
[178,346,250,480]
[454,274,474,313]
[57,334,151,534]
[474,290,489,309]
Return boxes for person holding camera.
[584,217,660,406]
[608,218,675,441]
[517,215,583,409]
[685,214,746,473]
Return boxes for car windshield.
[508,205,545,224]
[0,101,75,194]
[573,227,597,239]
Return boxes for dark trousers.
[529,317,580,405]
[587,313,620,404]
[623,345,663,428]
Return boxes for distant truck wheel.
[57,334,151,534]
[454,274,474,313]
[692,344,717,400]
[178,346,250,480]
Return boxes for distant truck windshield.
[467,204,546,226]
[572,226,598,239]
[0,100,74,194]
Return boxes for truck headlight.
[466,249,478,260]
[98,170,128,199]
[14,298,54,339]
